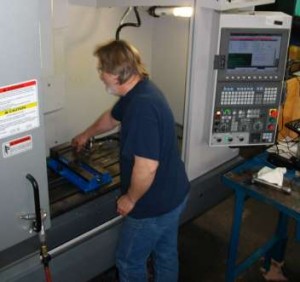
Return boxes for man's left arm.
[117,155,159,216]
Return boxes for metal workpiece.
[252,176,292,194]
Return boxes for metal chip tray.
[47,139,119,193]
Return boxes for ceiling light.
[148,6,193,18]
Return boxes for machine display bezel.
[217,28,290,81]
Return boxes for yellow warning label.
[0,102,37,116]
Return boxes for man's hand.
[116,156,159,216]
[71,109,119,152]
[71,132,89,152]
[117,194,136,216]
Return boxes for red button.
[269,109,278,118]
[268,124,275,130]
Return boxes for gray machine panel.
[0,1,50,252]
[210,28,290,146]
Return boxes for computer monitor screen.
[227,33,282,72]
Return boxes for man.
[72,39,190,282]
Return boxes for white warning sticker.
[2,135,33,158]
[0,80,39,140]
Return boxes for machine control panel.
[209,26,290,146]
[211,82,280,146]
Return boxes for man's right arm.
[72,108,119,152]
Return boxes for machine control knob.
[253,121,263,131]
[220,124,229,133]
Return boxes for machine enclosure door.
[0,0,50,252]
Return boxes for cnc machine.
[0,1,291,281]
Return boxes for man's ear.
[115,75,122,85]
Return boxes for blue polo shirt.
[112,78,189,218]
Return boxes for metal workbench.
[223,152,300,282]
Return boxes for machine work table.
[222,152,300,282]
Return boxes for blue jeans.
[116,196,188,282]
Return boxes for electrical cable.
[115,7,141,40]
[44,265,52,282]
[40,222,52,282]
[120,7,133,25]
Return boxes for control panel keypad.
[220,86,278,105]
[221,87,254,105]
[263,87,277,104]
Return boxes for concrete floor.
[178,195,300,282]
[91,194,300,282]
